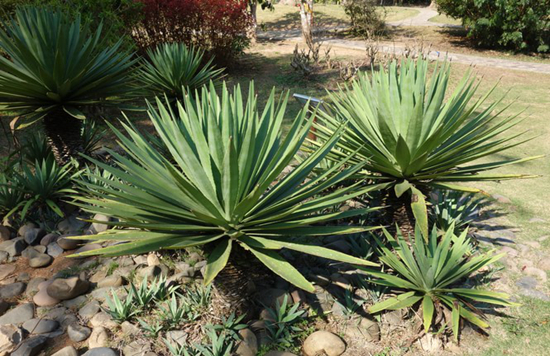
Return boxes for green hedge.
[436,0,550,53]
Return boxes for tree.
[299,0,314,49]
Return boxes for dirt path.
[257,33,550,75]
[386,6,461,28]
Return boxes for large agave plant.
[73,83,386,312]
[315,58,539,238]
[363,225,516,341]
[139,42,224,102]
[0,7,136,163]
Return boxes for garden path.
[386,6,461,28]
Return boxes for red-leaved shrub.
[132,0,252,62]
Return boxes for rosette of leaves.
[0,7,136,163]
[139,42,224,102]
[314,58,539,239]
[72,82,386,313]
[363,225,516,341]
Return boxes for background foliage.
[435,0,550,53]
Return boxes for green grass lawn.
[257,4,419,31]
[228,41,550,355]
[428,13,462,26]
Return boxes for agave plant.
[22,133,55,164]
[314,58,539,239]
[17,157,77,221]
[363,225,516,341]
[0,173,24,222]
[139,42,224,102]
[72,82,385,315]
[430,190,485,234]
[0,7,136,163]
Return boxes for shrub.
[430,191,485,234]
[435,0,550,53]
[363,225,516,340]
[0,7,137,163]
[71,82,384,311]
[343,0,385,37]
[315,58,539,238]
[132,0,252,61]
[139,42,225,103]
[0,1,142,49]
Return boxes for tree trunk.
[383,192,416,240]
[299,0,314,50]
[249,1,258,35]
[43,108,84,165]
[210,244,257,319]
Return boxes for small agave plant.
[362,224,516,341]
[72,82,386,315]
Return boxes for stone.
[0,265,15,281]
[10,335,47,356]
[40,233,59,246]
[74,243,102,257]
[500,246,518,258]
[97,275,123,288]
[52,346,79,356]
[538,259,550,271]
[0,282,26,299]
[529,217,545,223]
[174,262,194,277]
[264,352,298,356]
[524,241,541,249]
[90,271,107,284]
[90,311,117,329]
[57,235,82,250]
[147,253,160,266]
[91,214,111,234]
[47,242,64,258]
[0,324,24,355]
[343,317,380,341]
[29,253,53,268]
[17,222,37,238]
[257,288,291,308]
[24,228,46,246]
[120,321,140,336]
[0,251,8,264]
[303,331,346,356]
[137,265,162,281]
[41,307,68,322]
[26,278,46,297]
[57,216,87,234]
[123,340,152,356]
[17,273,30,283]
[88,327,109,348]
[22,318,59,334]
[34,280,60,307]
[62,295,88,309]
[238,328,257,354]
[0,226,10,241]
[0,238,26,257]
[21,246,39,259]
[47,277,89,300]
[79,300,100,320]
[68,324,92,342]
[83,348,117,356]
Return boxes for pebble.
[0,251,8,263]
[47,242,64,258]
[26,278,46,297]
[17,222,37,238]
[40,233,59,246]
[11,335,47,356]
[90,311,117,329]
[34,280,60,307]
[73,243,102,257]
[256,288,291,308]
[0,282,26,299]
[22,318,60,334]
[24,228,46,246]
[88,327,109,348]
[97,275,123,288]
[0,226,11,241]
[303,331,346,356]
[79,300,100,320]
[0,238,26,257]
[47,277,89,300]
[492,194,512,204]
[52,346,79,356]
[29,253,53,268]
[0,324,24,354]
[57,236,82,250]
[68,324,92,342]
[522,267,547,282]
[82,347,117,356]
[62,295,88,309]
